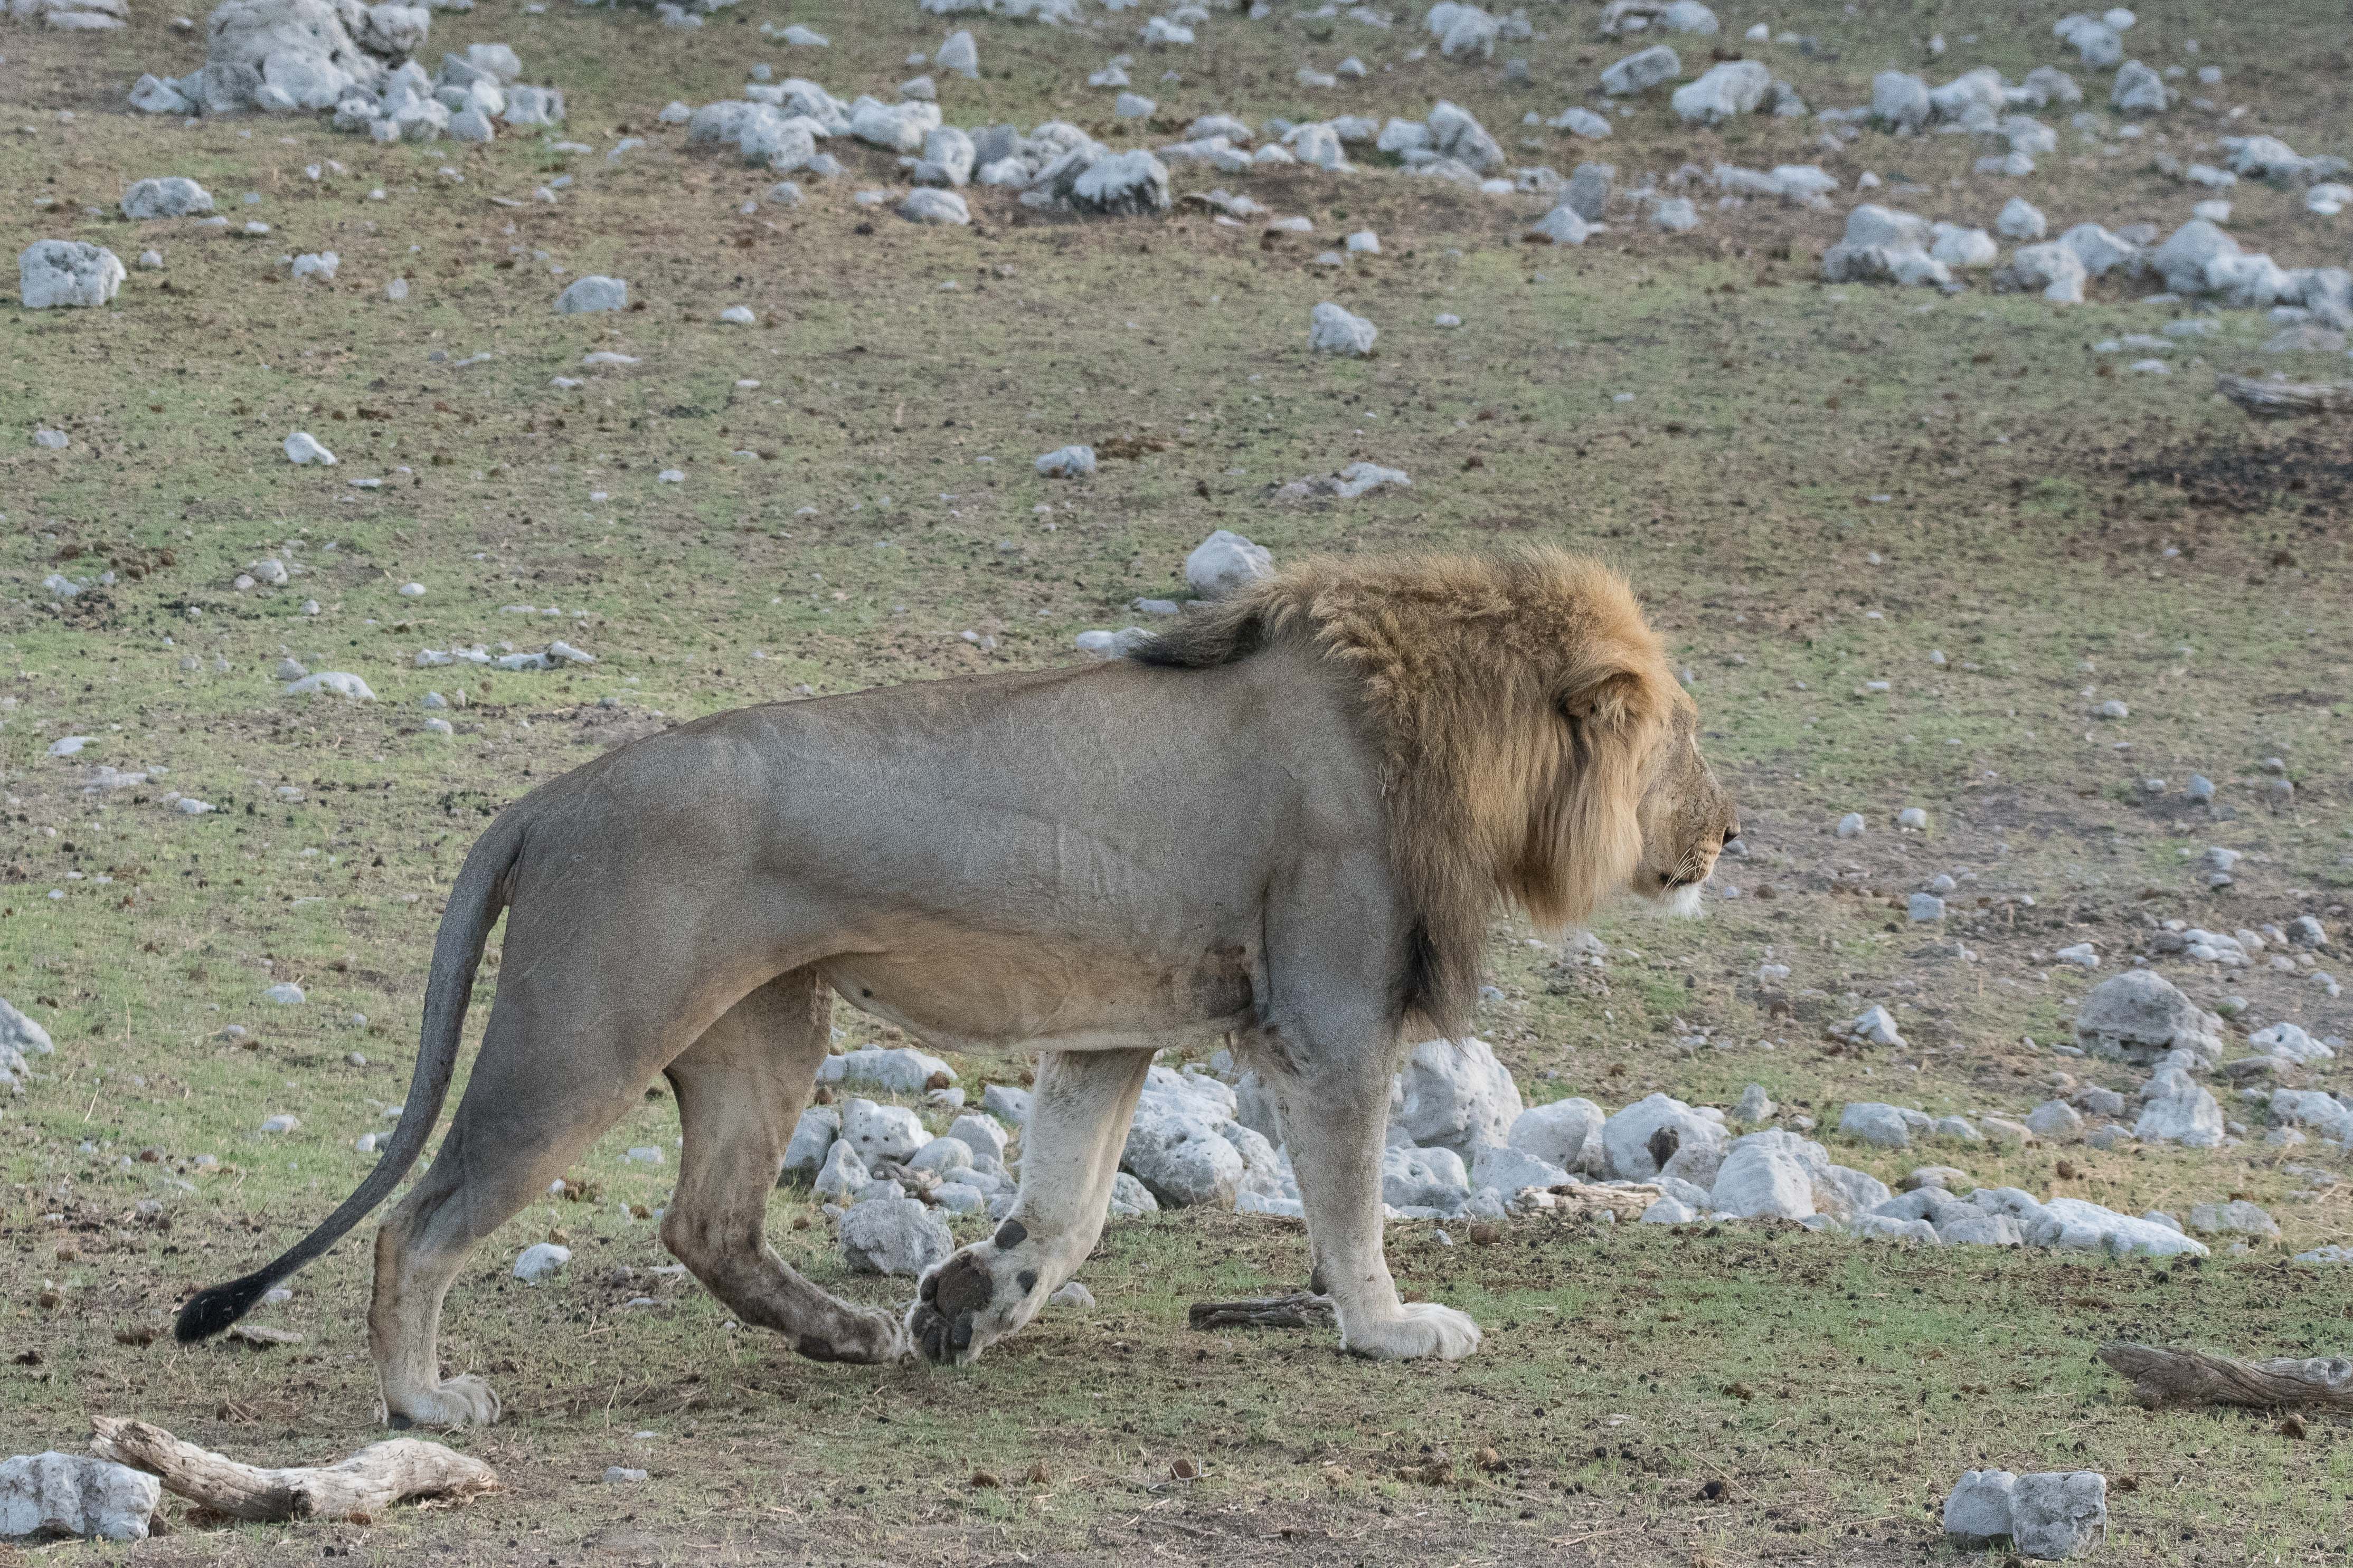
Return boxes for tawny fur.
[1137,547,1687,1033]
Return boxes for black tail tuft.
[175,1271,276,1344]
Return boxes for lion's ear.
[1560,666,1651,732]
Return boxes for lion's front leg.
[910,1048,1152,1366]
[1272,1034,1483,1363]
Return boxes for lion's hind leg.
[662,971,911,1364]
[910,1047,1153,1366]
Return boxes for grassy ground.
[4,0,2351,1561]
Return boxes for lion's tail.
[174,810,528,1344]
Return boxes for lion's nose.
[1721,822,1741,847]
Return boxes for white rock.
[1035,444,1097,477]
[0,1453,159,1543]
[838,1195,953,1276]
[512,1242,571,1282]
[283,431,337,465]
[264,982,305,1005]
[819,1046,956,1093]
[1469,1142,1568,1194]
[1507,1097,1603,1171]
[780,1105,839,1179]
[1943,1469,2018,1547]
[1047,1280,1095,1308]
[1600,1092,1725,1181]
[1392,1037,1523,1156]
[841,1097,927,1164]
[2011,1471,2109,1560]
[898,188,971,225]
[284,671,375,700]
[555,275,628,314]
[935,28,979,77]
[19,241,126,309]
[1600,43,1680,96]
[812,1139,868,1201]
[1381,1142,1470,1208]
[121,177,214,219]
[0,1000,53,1058]
[1839,1101,1914,1149]
[1184,528,1272,598]
[1929,225,1998,268]
[1308,300,1377,355]
[1711,1129,1819,1219]
[1671,59,1769,125]
[1123,1105,1244,1208]
[2032,1196,2208,1258]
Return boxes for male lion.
[178,549,1735,1426]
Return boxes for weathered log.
[88,1418,498,1523]
[2097,1343,2353,1411]
[1533,1181,1662,1220]
[2215,374,2353,419]
[1186,1293,1337,1331]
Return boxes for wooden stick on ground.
[2215,374,2353,419]
[2097,1343,2353,1411]
[89,1417,499,1523]
[1186,1293,1337,1332]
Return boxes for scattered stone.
[841,1098,926,1165]
[18,241,125,309]
[1184,529,1272,598]
[1508,1097,1604,1172]
[2025,1100,2083,1139]
[1601,1092,1725,1181]
[1600,44,1679,97]
[284,671,375,700]
[1840,1102,1914,1149]
[898,188,970,225]
[0,1453,159,1543]
[1393,1037,1524,1156]
[820,1047,956,1094]
[512,1242,570,1282]
[2011,1471,2108,1561]
[555,275,627,313]
[1671,59,1769,125]
[839,1196,952,1276]
[780,1105,839,1180]
[1124,1104,1245,1209]
[1034,444,1097,478]
[2075,971,2226,1066]
[1308,300,1377,355]
[1995,196,2046,240]
[1943,1469,2018,1549]
[121,177,213,219]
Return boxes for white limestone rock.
[1601,1092,1725,1182]
[839,1195,953,1276]
[18,241,124,309]
[0,1453,159,1543]
[1308,300,1377,355]
[121,177,214,219]
[1391,1037,1524,1156]
[1671,59,1769,125]
[1184,528,1271,598]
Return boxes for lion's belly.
[815,929,1255,1054]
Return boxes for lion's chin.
[1639,881,1708,920]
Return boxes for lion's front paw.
[384,1373,502,1429]
[908,1236,1050,1367]
[1339,1301,1483,1362]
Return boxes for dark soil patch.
[2121,430,2353,519]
